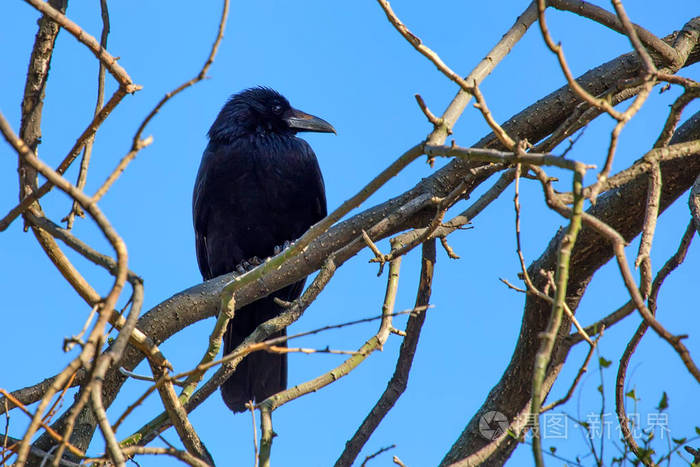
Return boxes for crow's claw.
[273,240,292,256]
[235,256,262,274]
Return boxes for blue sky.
[1,1,699,465]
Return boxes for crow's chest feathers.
[245,136,312,206]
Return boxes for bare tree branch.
[440,109,700,466]
[4,4,699,465]
[336,240,435,466]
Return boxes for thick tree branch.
[439,111,700,466]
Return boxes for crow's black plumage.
[192,87,333,413]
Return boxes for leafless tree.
[1,1,699,466]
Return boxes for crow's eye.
[272,104,283,115]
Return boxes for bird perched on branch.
[193,87,334,412]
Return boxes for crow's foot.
[235,256,262,274]
[235,241,291,275]
[273,240,292,256]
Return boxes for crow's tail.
[220,282,302,413]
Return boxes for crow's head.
[208,87,335,141]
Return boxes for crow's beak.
[284,108,336,134]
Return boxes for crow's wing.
[192,145,214,280]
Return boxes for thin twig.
[0,113,129,465]
[391,166,514,260]
[247,402,259,467]
[532,166,700,382]
[376,0,471,96]
[512,163,543,300]
[63,305,98,352]
[0,435,80,467]
[568,301,635,345]
[471,83,516,150]
[2,399,9,466]
[616,220,695,465]
[691,174,700,235]
[548,0,678,66]
[258,256,402,413]
[148,362,213,465]
[49,375,95,467]
[360,444,396,467]
[111,384,159,435]
[634,161,661,297]
[92,0,230,202]
[414,94,442,129]
[265,346,358,356]
[536,0,622,120]
[118,368,185,386]
[542,270,592,345]
[337,241,435,466]
[0,390,83,459]
[91,381,126,466]
[22,213,169,368]
[424,144,595,171]
[23,0,135,88]
[424,0,539,144]
[530,163,586,466]
[126,323,367,441]
[378,180,467,264]
[611,0,657,75]
[63,0,110,229]
[43,371,77,429]
[121,255,340,447]
[588,84,655,203]
[0,87,133,231]
[584,0,659,205]
[556,140,700,204]
[541,328,603,412]
[178,290,234,404]
[88,446,211,467]
[654,86,700,148]
[437,168,517,238]
[439,236,461,259]
[362,229,387,276]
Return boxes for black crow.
[193,87,334,412]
